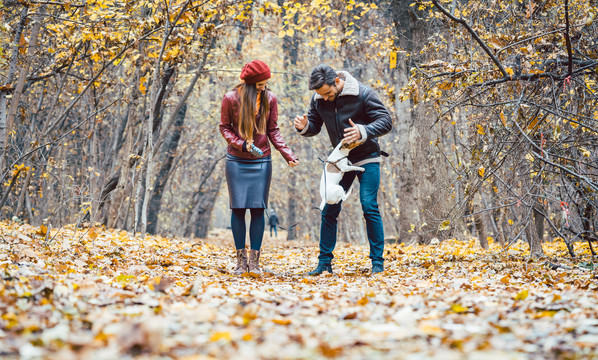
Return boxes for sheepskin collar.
[313,71,359,100]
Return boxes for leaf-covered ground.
[1,222,598,359]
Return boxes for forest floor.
[1,222,598,359]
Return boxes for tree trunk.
[0,7,28,175]
[520,173,545,258]
[14,169,32,219]
[280,2,300,240]
[193,175,224,238]
[526,220,545,258]
[466,196,488,248]
[534,201,545,242]
[183,155,225,238]
[6,7,45,135]
[389,1,452,243]
[147,103,186,235]
[137,2,191,237]
[286,171,298,240]
[474,211,488,249]
[106,63,142,229]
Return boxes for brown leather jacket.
[219,89,297,163]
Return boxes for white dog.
[319,141,364,210]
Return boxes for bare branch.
[431,0,509,79]
[28,1,85,7]
[564,0,573,76]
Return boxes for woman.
[219,60,299,276]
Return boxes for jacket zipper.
[334,102,341,144]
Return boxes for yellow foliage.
[514,289,529,300]
[478,166,485,178]
[272,318,292,325]
[209,331,231,342]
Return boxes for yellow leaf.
[500,112,506,126]
[91,52,102,63]
[36,225,48,237]
[88,226,98,240]
[534,310,558,318]
[95,331,111,342]
[115,274,136,285]
[514,289,529,300]
[488,37,504,49]
[451,304,468,313]
[506,68,514,76]
[209,331,231,342]
[357,296,369,305]
[476,124,485,134]
[438,220,450,231]
[478,166,485,178]
[272,318,291,325]
[527,117,539,130]
[439,81,453,90]
[389,51,397,69]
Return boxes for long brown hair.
[235,82,269,142]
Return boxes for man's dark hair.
[309,64,337,90]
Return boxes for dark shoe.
[371,263,384,274]
[248,249,263,276]
[234,249,248,275]
[308,263,332,276]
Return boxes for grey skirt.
[225,153,272,209]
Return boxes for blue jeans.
[318,162,385,266]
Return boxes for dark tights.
[231,208,265,250]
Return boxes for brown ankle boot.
[233,249,248,275]
[248,249,262,275]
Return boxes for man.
[268,210,279,237]
[294,64,392,275]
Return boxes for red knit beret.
[240,60,271,84]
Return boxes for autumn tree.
[399,0,598,256]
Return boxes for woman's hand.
[288,160,299,167]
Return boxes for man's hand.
[294,114,307,131]
[288,160,299,167]
[343,119,362,144]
